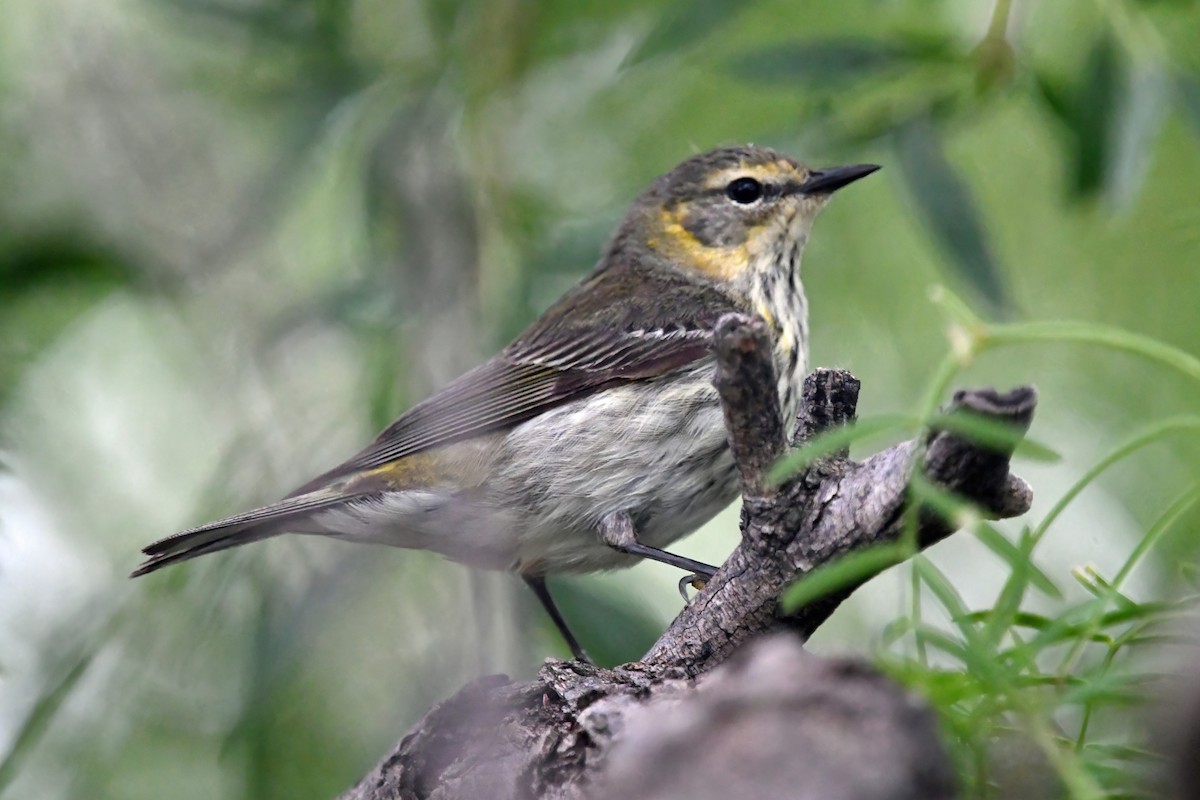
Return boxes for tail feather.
[130,524,275,577]
[130,489,348,578]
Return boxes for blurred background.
[1,0,1198,797]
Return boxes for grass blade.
[974,524,1061,598]
[769,414,914,484]
[1033,415,1200,543]
[986,321,1200,386]
[930,409,1060,462]
[1113,484,1200,590]
[780,542,909,612]
[894,117,1009,312]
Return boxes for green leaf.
[549,578,665,666]
[0,234,144,400]
[989,612,1126,649]
[1015,598,1106,653]
[907,476,970,529]
[1113,484,1200,589]
[768,414,914,484]
[914,556,971,622]
[1182,562,1200,591]
[1119,633,1189,648]
[1013,674,1087,690]
[1062,671,1150,707]
[731,33,963,87]
[159,0,298,41]
[906,623,972,665]
[893,116,1009,312]
[977,611,1114,645]
[1080,742,1164,763]
[732,39,910,86]
[884,664,977,706]
[1074,34,1120,198]
[1029,416,1200,545]
[0,233,137,293]
[929,410,1061,463]
[979,525,1033,649]
[973,524,1062,598]
[0,652,94,790]
[977,598,1189,640]
[625,0,746,65]
[985,322,1200,388]
[1101,596,1199,626]
[912,558,1010,684]
[1105,59,1168,210]
[880,616,916,647]
[780,542,909,612]
[1176,73,1200,139]
[1034,34,1166,208]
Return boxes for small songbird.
[133,145,878,659]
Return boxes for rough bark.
[338,313,1036,800]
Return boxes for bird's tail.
[130,489,348,577]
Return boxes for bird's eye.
[725,177,764,205]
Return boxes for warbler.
[133,145,878,659]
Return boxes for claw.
[677,573,708,602]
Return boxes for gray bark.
[338,313,1036,800]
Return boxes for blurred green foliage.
[1,0,1199,797]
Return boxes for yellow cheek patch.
[650,205,750,280]
[647,157,805,281]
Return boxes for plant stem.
[986,0,1014,43]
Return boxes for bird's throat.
[742,240,810,423]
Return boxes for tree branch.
[337,313,1036,800]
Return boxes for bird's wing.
[290,266,741,491]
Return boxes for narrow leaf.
[768,414,914,484]
[914,556,971,621]
[780,543,909,612]
[986,322,1200,387]
[1073,34,1120,197]
[1029,415,1200,544]
[907,623,972,665]
[930,410,1061,462]
[908,474,975,527]
[0,653,94,789]
[894,117,1009,312]
[981,525,1032,649]
[1105,59,1168,210]
[1175,73,1200,139]
[973,524,1061,598]
[732,39,909,85]
[1113,484,1200,589]
[626,0,745,65]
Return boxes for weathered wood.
[338,313,1035,800]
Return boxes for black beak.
[797,163,881,195]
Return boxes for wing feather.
[289,264,743,493]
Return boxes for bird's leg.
[522,575,592,664]
[598,511,718,580]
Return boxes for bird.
[132,145,879,660]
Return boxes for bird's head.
[621,145,879,286]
